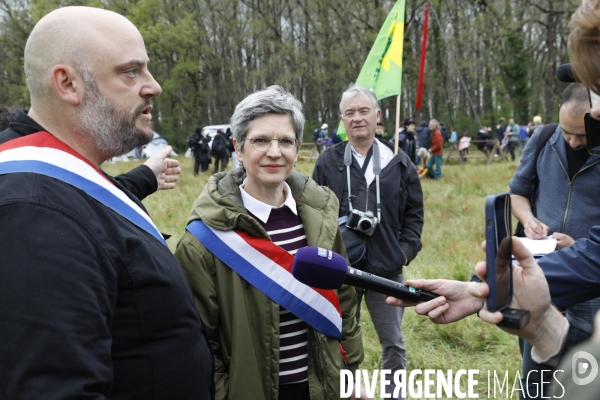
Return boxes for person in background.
[518,122,529,155]
[331,124,342,145]
[0,105,18,132]
[396,118,417,164]
[531,115,543,136]
[313,85,424,400]
[475,126,494,153]
[495,117,506,156]
[449,127,458,146]
[226,127,239,169]
[416,147,430,179]
[199,129,212,172]
[318,123,329,150]
[191,126,204,176]
[416,119,431,152]
[439,121,448,143]
[458,133,471,159]
[505,118,520,161]
[211,128,230,173]
[426,119,443,179]
[375,121,392,148]
[176,85,365,400]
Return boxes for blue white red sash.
[187,219,343,338]
[0,131,167,246]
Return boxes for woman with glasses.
[175,86,365,400]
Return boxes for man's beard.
[75,67,153,158]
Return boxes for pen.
[525,208,542,228]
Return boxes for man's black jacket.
[312,140,424,278]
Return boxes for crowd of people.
[4,1,600,400]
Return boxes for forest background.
[0,0,580,149]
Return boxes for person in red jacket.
[426,119,444,179]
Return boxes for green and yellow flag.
[337,0,405,140]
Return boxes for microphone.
[292,247,439,303]
[556,63,576,83]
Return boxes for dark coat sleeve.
[538,225,600,308]
[113,164,158,202]
[0,204,117,399]
[398,161,424,265]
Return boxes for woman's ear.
[233,138,243,163]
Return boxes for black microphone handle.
[344,267,439,303]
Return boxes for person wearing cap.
[312,123,328,154]
[395,118,417,164]
[320,123,331,149]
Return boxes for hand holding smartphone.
[485,193,530,328]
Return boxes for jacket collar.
[187,169,340,248]
[239,180,298,223]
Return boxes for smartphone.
[584,112,600,155]
[485,193,513,312]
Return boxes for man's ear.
[49,64,83,105]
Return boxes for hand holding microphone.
[292,247,439,303]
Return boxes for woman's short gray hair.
[339,86,380,114]
[230,85,305,151]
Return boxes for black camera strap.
[344,140,381,221]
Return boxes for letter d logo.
[572,351,599,385]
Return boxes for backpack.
[514,123,558,237]
[313,128,320,141]
[212,136,227,157]
[519,126,529,139]
[226,136,235,152]
[187,135,198,150]
[199,137,210,153]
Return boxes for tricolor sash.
[0,131,167,246]
[187,219,343,338]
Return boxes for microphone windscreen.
[556,63,576,83]
[292,247,348,289]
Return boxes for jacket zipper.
[552,146,600,232]
[317,335,329,399]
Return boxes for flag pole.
[394,95,400,155]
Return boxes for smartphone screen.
[584,112,600,155]
[485,193,513,311]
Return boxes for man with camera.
[312,85,424,400]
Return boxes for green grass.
[103,150,523,399]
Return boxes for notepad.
[517,236,557,256]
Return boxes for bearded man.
[0,7,214,399]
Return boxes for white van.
[202,124,231,148]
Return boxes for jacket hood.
[187,168,341,245]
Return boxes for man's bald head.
[25,7,141,101]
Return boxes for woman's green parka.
[175,169,364,400]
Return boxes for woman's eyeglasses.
[246,135,298,153]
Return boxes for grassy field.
[103,148,524,399]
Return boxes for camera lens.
[359,219,372,231]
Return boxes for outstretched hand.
[470,238,566,357]
[143,146,181,190]
[385,279,484,324]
